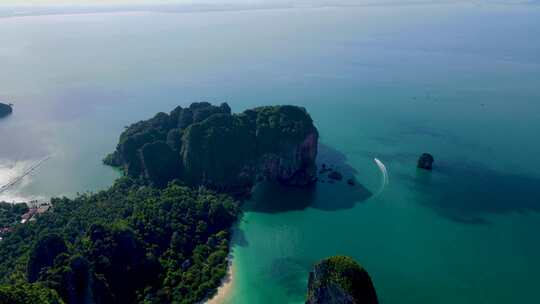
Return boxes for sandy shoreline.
[205,257,235,304]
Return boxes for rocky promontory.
[0,103,12,118]
[105,102,319,192]
[306,256,378,304]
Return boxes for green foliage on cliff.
[27,233,68,283]
[181,113,256,188]
[0,178,239,304]
[315,256,365,295]
[307,256,378,304]
[251,105,316,154]
[104,102,232,182]
[105,102,318,191]
[140,141,180,187]
[0,282,64,304]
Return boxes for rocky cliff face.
[306,256,378,304]
[105,103,318,192]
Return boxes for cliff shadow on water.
[243,143,373,213]
[391,157,540,224]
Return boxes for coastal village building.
[20,202,50,224]
[0,201,51,242]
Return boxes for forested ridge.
[0,178,239,303]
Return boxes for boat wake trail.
[374,158,388,196]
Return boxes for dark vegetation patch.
[0,178,239,304]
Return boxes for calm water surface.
[0,2,539,303]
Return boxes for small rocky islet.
[0,102,12,118]
[417,153,435,170]
[306,256,378,304]
[317,163,355,186]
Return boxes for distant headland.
[0,103,12,118]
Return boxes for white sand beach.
[206,259,235,304]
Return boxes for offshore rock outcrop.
[417,153,434,170]
[105,102,318,192]
[328,170,343,181]
[306,256,378,304]
[0,103,12,118]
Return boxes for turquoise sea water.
[1,2,539,303]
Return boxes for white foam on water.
[374,158,388,195]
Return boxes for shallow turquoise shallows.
[1,2,539,303]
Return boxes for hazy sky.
[1,0,270,6]
[0,0,456,7]
[0,1,430,8]
[0,0,534,9]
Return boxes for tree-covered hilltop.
[0,178,239,304]
[306,256,378,304]
[105,102,319,193]
[0,103,12,118]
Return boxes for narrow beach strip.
[206,258,235,304]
